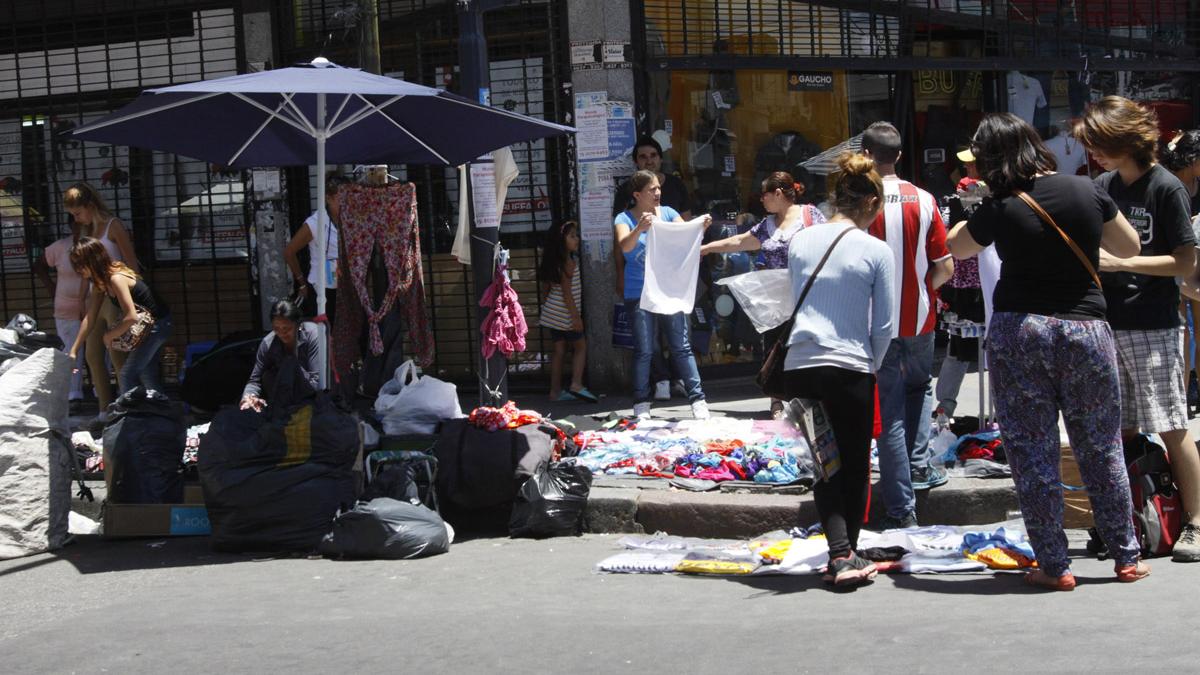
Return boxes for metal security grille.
[275,0,573,385]
[641,0,1200,71]
[0,1,256,387]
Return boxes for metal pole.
[316,91,329,389]
[458,0,507,405]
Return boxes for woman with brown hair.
[68,238,172,396]
[779,153,895,587]
[702,171,826,417]
[63,183,139,409]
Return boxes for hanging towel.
[451,148,520,265]
[639,216,707,314]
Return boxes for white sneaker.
[654,380,671,400]
[633,402,652,419]
[691,400,711,420]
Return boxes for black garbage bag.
[102,390,185,504]
[180,330,264,413]
[509,461,593,538]
[319,498,449,560]
[199,391,359,553]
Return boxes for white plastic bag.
[374,360,463,435]
[714,269,793,333]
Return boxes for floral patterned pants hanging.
[333,182,434,380]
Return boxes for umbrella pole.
[315,92,329,390]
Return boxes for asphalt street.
[1,530,1195,674]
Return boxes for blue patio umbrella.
[74,57,574,385]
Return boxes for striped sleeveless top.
[540,263,581,331]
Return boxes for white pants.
[55,318,85,400]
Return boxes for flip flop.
[569,387,599,403]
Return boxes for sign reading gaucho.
[787,71,835,92]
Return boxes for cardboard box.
[102,483,210,538]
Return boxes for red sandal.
[1024,569,1076,591]
[1115,561,1151,583]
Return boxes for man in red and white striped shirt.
[862,122,955,529]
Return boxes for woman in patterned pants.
[947,113,1149,590]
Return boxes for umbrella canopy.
[801,134,863,175]
[73,58,574,168]
[72,58,575,387]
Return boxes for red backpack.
[1124,437,1184,557]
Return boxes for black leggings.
[782,366,876,559]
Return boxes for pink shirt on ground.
[44,237,86,320]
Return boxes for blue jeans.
[118,314,173,394]
[625,300,704,404]
[876,333,936,519]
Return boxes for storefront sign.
[787,71,835,92]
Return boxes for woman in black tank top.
[68,237,174,397]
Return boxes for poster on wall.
[574,98,638,260]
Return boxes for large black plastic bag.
[180,330,263,413]
[509,461,593,538]
[102,389,185,504]
[319,498,449,559]
[199,392,359,552]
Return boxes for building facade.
[2,0,1196,394]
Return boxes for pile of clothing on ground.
[931,425,1012,478]
[575,418,815,486]
[595,523,1038,576]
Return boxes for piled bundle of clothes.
[575,419,814,485]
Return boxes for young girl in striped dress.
[540,221,597,402]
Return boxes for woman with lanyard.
[614,169,712,420]
[63,182,139,411]
[285,175,344,323]
[701,170,825,418]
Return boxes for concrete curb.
[583,476,1022,538]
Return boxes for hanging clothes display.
[479,254,527,359]
[334,182,434,373]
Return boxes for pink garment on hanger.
[479,262,527,359]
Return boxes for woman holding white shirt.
[614,169,711,419]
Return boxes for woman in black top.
[68,237,172,396]
[947,113,1148,590]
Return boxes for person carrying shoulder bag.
[773,152,896,588]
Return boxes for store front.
[634,0,1200,374]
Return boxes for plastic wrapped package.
[676,550,761,575]
[374,360,463,435]
[617,533,750,554]
[595,551,687,574]
[714,269,792,333]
